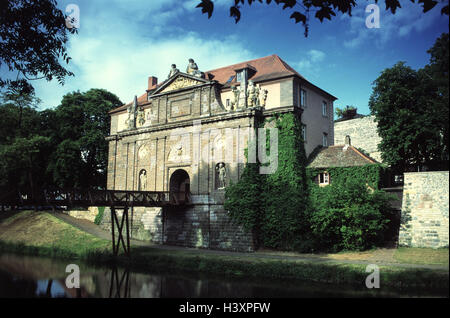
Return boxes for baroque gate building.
[105,54,337,251]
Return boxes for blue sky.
[7,0,448,118]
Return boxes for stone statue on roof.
[168,64,179,78]
[125,95,138,129]
[186,58,203,78]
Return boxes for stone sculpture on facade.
[230,85,240,111]
[216,162,227,189]
[258,85,268,107]
[186,58,203,78]
[137,106,146,127]
[168,64,179,78]
[139,169,147,191]
[247,80,258,107]
[125,95,138,129]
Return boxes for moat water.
[0,253,447,298]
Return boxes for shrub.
[309,173,395,251]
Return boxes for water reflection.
[0,253,447,298]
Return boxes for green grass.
[394,247,449,265]
[0,210,110,259]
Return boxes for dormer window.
[236,71,243,82]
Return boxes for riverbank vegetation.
[0,211,448,290]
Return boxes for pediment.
[152,73,210,95]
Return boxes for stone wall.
[63,206,100,223]
[334,115,382,162]
[96,195,254,252]
[398,171,449,248]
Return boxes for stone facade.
[105,56,337,252]
[334,115,382,162]
[63,206,100,223]
[398,171,449,248]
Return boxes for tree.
[47,89,122,189]
[335,105,357,120]
[196,0,449,37]
[0,92,51,199]
[0,0,76,94]
[369,50,448,172]
[421,33,449,163]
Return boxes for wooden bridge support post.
[110,206,131,257]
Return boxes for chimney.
[148,76,158,90]
[343,135,351,151]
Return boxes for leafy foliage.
[369,33,449,172]
[47,89,123,189]
[225,113,310,251]
[261,113,310,250]
[335,105,356,119]
[0,88,122,196]
[307,165,396,251]
[0,0,77,94]
[195,0,448,37]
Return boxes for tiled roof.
[307,145,377,168]
[110,54,336,114]
[205,54,306,85]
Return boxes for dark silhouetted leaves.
[195,0,447,37]
[230,5,241,23]
[196,0,214,18]
[290,11,307,24]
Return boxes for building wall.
[298,80,334,156]
[398,171,449,248]
[107,72,335,252]
[334,115,382,162]
[97,195,254,252]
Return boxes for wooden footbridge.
[0,189,191,257]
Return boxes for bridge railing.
[1,188,192,207]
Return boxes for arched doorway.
[169,169,190,204]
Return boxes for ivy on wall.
[225,113,311,251]
[94,206,105,225]
[225,113,395,252]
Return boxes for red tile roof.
[205,54,306,85]
[110,54,335,114]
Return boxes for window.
[300,89,306,107]
[301,124,307,142]
[226,99,230,108]
[322,133,328,147]
[226,75,235,83]
[322,101,327,117]
[319,172,330,185]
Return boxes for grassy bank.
[0,211,448,290]
[0,210,110,259]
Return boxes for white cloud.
[32,0,256,109]
[294,49,326,79]
[343,0,445,48]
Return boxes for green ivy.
[94,206,105,225]
[225,113,311,251]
